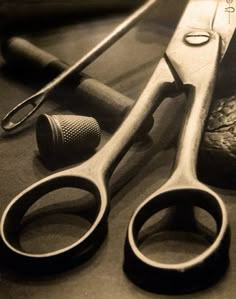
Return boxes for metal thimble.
[36,114,101,159]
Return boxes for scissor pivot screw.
[184,31,211,46]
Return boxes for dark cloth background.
[0,1,236,298]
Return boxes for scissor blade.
[164,0,236,88]
[212,0,236,59]
[175,0,236,60]
[176,0,220,31]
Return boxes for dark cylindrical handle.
[2,37,70,77]
[2,37,154,133]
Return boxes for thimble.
[36,114,101,159]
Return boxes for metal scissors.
[124,0,236,293]
[0,0,235,293]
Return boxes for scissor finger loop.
[124,183,229,293]
[0,159,110,269]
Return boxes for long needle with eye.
[1,0,157,132]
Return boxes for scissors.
[123,0,236,293]
[0,0,235,293]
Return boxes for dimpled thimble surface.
[36,114,101,159]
